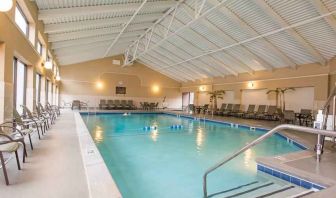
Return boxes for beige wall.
[0,0,59,122]
[59,56,182,108]
[181,61,336,111]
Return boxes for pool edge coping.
[74,112,122,198]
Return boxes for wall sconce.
[96,81,104,89]
[199,85,206,92]
[248,81,254,88]
[45,61,53,69]
[56,75,61,81]
[0,0,13,12]
[152,85,160,93]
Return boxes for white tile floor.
[0,110,89,198]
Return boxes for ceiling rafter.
[158,16,254,74]
[48,27,147,42]
[44,13,162,34]
[254,0,326,66]
[181,4,274,71]
[140,56,189,82]
[146,47,205,79]
[309,0,336,33]
[206,0,297,68]
[51,35,138,50]
[122,0,233,64]
[38,1,176,20]
[149,45,208,79]
[103,0,148,57]
[144,52,196,81]
[145,2,336,73]
[141,27,223,77]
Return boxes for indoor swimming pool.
[81,113,303,198]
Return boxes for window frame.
[13,57,27,113]
[37,40,43,56]
[35,73,41,104]
[45,79,49,105]
[15,4,29,37]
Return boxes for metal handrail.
[203,124,336,197]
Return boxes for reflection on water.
[93,125,104,143]
[151,130,159,142]
[244,148,253,169]
[196,127,204,152]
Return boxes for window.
[45,79,49,105]
[35,74,41,104]
[55,86,59,106]
[15,5,29,37]
[13,58,27,114]
[37,40,43,56]
[49,83,53,104]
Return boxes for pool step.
[210,181,313,198]
[220,182,274,198]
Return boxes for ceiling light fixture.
[0,0,13,12]
[45,61,53,69]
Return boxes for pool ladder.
[202,124,336,197]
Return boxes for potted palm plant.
[207,90,225,111]
[267,87,295,112]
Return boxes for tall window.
[50,83,53,104]
[35,74,41,104]
[45,79,49,105]
[15,5,29,37]
[13,58,27,114]
[37,40,43,56]
[55,86,59,106]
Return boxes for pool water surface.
[81,113,302,198]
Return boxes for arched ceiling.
[34,0,336,82]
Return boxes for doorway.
[182,92,194,110]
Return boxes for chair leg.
[28,134,33,150]
[0,152,9,185]
[36,126,41,139]
[22,142,26,163]
[14,151,21,170]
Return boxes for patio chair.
[21,105,46,135]
[298,109,313,126]
[114,100,122,109]
[149,103,156,111]
[0,136,22,185]
[237,105,255,118]
[140,102,145,110]
[47,102,60,117]
[251,105,267,119]
[99,100,108,110]
[0,123,27,163]
[39,103,55,124]
[144,102,150,111]
[71,100,81,110]
[214,103,226,115]
[128,100,136,110]
[107,100,115,110]
[187,104,195,113]
[13,109,39,150]
[261,105,279,120]
[283,110,296,124]
[229,104,241,116]
[121,100,129,109]
[200,104,209,114]
[36,104,51,129]
[222,104,233,116]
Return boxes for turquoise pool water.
[81,113,302,198]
